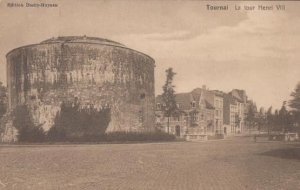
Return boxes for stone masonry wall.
[5,41,155,140]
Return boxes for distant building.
[223,89,248,135]
[156,86,228,140]
[156,85,251,139]
[156,86,215,140]
[212,90,224,135]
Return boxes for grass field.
[0,137,299,190]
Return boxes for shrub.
[46,130,176,143]
[52,102,111,139]
[207,134,224,140]
[46,126,66,142]
[12,105,45,142]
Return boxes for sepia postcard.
[0,0,299,189]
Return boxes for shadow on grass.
[260,147,300,161]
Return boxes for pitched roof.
[230,89,247,103]
[156,89,215,110]
[156,93,193,110]
[175,93,194,110]
[205,100,214,109]
[223,93,237,105]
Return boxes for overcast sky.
[0,0,299,110]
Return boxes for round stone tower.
[6,36,155,133]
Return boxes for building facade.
[223,89,248,135]
[156,88,215,140]
[155,86,224,140]
[212,91,224,135]
[156,86,250,139]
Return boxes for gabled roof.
[156,89,215,110]
[212,90,225,97]
[230,89,247,103]
[156,93,194,110]
[223,93,237,106]
[175,93,194,110]
[204,100,214,109]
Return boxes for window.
[191,101,196,108]
[140,93,145,99]
[201,114,204,120]
[156,103,161,110]
[139,110,143,123]
[176,103,180,108]
[191,112,198,121]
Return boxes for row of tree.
[161,68,300,135]
[246,82,300,133]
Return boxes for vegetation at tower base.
[7,102,174,143]
[47,101,111,141]
[46,100,174,142]
[46,131,175,143]
[12,105,45,142]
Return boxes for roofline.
[40,36,125,46]
[6,41,155,64]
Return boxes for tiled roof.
[230,89,247,103]
[205,100,214,109]
[156,89,215,110]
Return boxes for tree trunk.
[167,116,170,134]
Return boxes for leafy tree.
[273,109,280,131]
[256,107,266,132]
[289,82,300,111]
[266,106,273,134]
[289,82,300,125]
[278,102,289,132]
[245,101,256,133]
[161,68,178,134]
